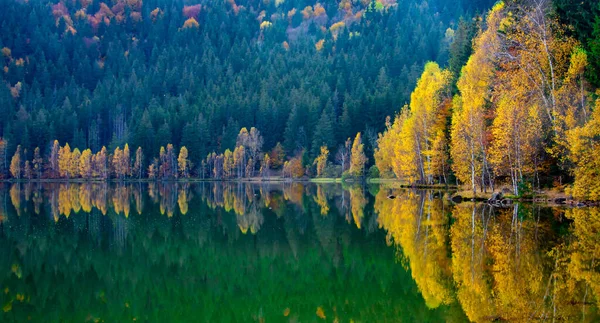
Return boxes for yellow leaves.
[287,8,296,21]
[301,6,313,20]
[150,8,162,22]
[259,20,273,30]
[330,21,345,32]
[75,9,87,20]
[315,39,325,51]
[376,62,451,184]
[316,306,326,319]
[566,99,600,201]
[329,21,345,40]
[566,47,587,83]
[10,82,22,98]
[313,146,329,177]
[1,47,11,58]
[283,307,290,316]
[314,4,326,17]
[375,190,454,309]
[182,17,199,29]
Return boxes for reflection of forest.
[375,188,600,322]
[1,183,598,321]
[0,182,461,322]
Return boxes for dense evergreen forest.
[0,0,493,173]
[3,0,600,203]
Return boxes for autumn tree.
[375,62,452,184]
[24,161,32,180]
[113,146,124,180]
[33,147,43,179]
[233,145,246,178]
[236,127,263,177]
[178,146,190,178]
[49,140,60,178]
[70,148,81,179]
[269,142,285,169]
[58,143,72,179]
[566,97,600,201]
[451,2,503,195]
[94,147,108,179]
[313,146,329,177]
[79,149,93,179]
[261,153,270,178]
[133,147,144,179]
[349,133,367,177]
[335,138,351,173]
[283,155,305,178]
[122,144,131,178]
[223,149,234,179]
[10,145,21,179]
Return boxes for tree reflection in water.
[0,183,598,322]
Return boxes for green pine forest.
[2,0,600,201]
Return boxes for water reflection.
[375,187,600,322]
[0,182,598,321]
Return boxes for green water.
[0,182,597,322]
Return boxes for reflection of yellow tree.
[177,185,190,215]
[486,205,547,321]
[283,183,304,206]
[92,183,108,215]
[349,186,366,229]
[237,205,264,234]
[112,185,131,218]
[159,183,175,217]
[450,203,496,322]
[58,184,72,218]
[449,204,590,322]
[79,184,92,213]
[566,208,600,311]
[9,184,21,216]
[133,185,143,215]
[313,186,330,216]
[375,189,454,308]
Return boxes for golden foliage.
[150,8,162,21]
[259,20,273,30]
[375,189,454,308]
[450,3,503,193]
[315,39,325,51]
[313,146,329,177]
[301,6,313,20]
[313,4,326,17]
[375,62,451,184]
[566,98,600,201]
[1,47,10,58]
[349,133,367,176]
[182,17,199,29]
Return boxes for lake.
[0,182,598,322]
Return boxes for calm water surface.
[0,182,598,322]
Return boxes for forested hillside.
[0,0,492,174]
[375,0,600,201]
[5,0,600,202]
